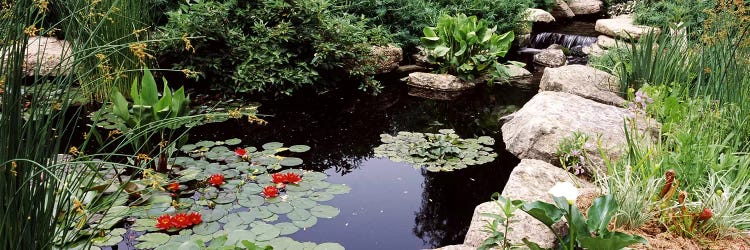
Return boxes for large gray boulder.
[507,64,535,89]
[568,0,604,15]
[501,91,659,173]
[539,65,625,106]
[595,15,660,40]
[22,36,74,76]
[526,8,556,23]
[551,0,576,19]
[463,159,593,248]
[407,72,474,91]
[533,47,566,68]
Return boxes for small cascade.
[529,32,598,49]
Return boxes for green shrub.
[156,0,392,96]
[340,0,532,49]
[633,0,714,36]
[420,14,515,83]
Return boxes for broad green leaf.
[310,205,340,218]
[434,45,450,57]
[274,222,299,235]
[193,221,220,235]
[140,68,159,106]
[202,207,228,222]
[177,240,202,250]
[520,201,564,227]
[292,216,317,229]
[250,222,280,241]
[587,194,617,235]
[576,232,647,250]
[286,209,312,221]
[111,90,130,121]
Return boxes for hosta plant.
[374,129,496,172]
[420,14,517,84]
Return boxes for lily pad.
[286,209,312,221]
[290,198,317,210]
[238,195,265,208]
[267,203,294,214]
[279,157,304,167]
[249,222,280,241]
[91,235,123,246]
[202,207,228,222]
[325,185,351,195]
[193,221,220,235]
[288,145,311,153]
[292,216,318,229]
[310,205,340,218]
[224,138,242,146]
[135,232,170,249]
[274,222,299,235]
[262,142,284,150]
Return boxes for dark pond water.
[188,82,535,249]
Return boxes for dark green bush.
[340,0,532,49]
[633,0,714,35]
[156,0,392,96]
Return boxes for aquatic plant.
[374,129,497,172]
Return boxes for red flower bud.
[207,174,225,187]
[698,208,713,221]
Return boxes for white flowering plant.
[515,182,647,250]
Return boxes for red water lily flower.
[171,213,191,229]
[284,172,302,184]
[155,214,172,230]
[263,186,279,198]
[188,212,202,225]
[235,147,247,157]
[271,173,286,184]
[207,174,225,187]
[167,182,180,192]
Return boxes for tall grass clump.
[0,0,165,248]
[57,0,153,101]
[603,0,750,235]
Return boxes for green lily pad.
[310,205,340,218]
[202,207,228,222]
[288,145,311,153]
[91,235,123,246]
[314,242,345,250]
[308,192,334,202]
[290,198,317,210]
[238,195,265,208]
[267,203,294,214]
[195,141,216,148]
[262,142,284,150]
[193,221,220,235]
[279,157,303,167]
[225,230,256,246]
[225,138,242,145]
[286,209,312,221]
[132,218,157,232]
[214,192,237,204]
[249,222,280,241]
[135,232,170,249]
[325,185,351,195]
[292,216,318,229]
[274,222,299,235]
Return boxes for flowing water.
[187,83,535,249]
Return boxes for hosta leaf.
[310,205,340,218]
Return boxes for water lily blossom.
[188,212,203,225]
[284,172,302,184]
[167,182,180,192]
[548,181,580,205]
[263,186,279,198]
[271,173,286,184]
[207,174,225,187]
[172,213,191,229]
[155,215,172,230]
[235,147,247,158]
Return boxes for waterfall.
[529,32,598,49]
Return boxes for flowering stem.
[568,203,575,250]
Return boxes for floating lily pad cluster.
[63,139,349,250]
[374,129,497,172]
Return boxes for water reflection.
[190,83,533,248]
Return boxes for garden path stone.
[525,8,556,23]
[595,15,660,40]
[501,91,659,173]
[463,159,592,248]
[568,0,604,15]
[407,72,474,91]
[539,65,625,106]
[533,46,567,68]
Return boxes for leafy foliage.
[156,0,392,96]
[420,14,516,83]
[374,129,497,172]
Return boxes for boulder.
[568,0,604,15]
[515,34,531,47]
[526,8,556,23]
[463,159,593,248]
[432,244,474,250]
[501,91,659,173]
[533,48,566,68]
[551,0,576,19]
[407,72,474,91]
[507,64,535,89]
[22,36,74,76]
[539,65,625,105]
[412,47,431,67]
[582,43,605,56]
[595,15,661,40]
[596,35,618,48]
[370,45,402,74]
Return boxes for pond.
[186,82,535,249]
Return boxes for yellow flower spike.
[10,161,17,176]
[182,34,195,53]
[23,25,41,36]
